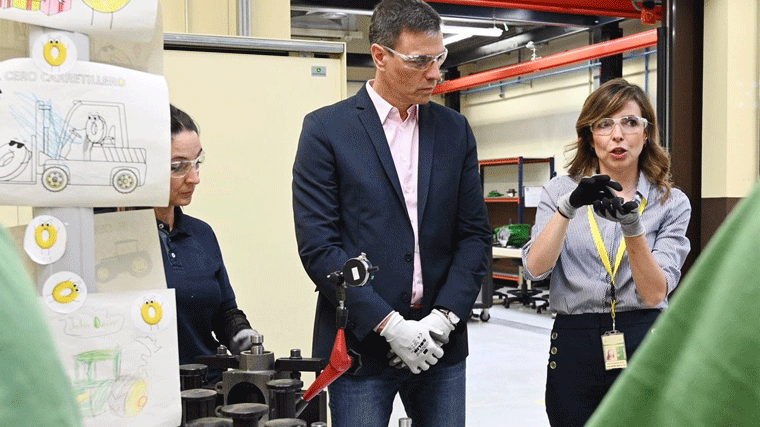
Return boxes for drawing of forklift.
[34,100,147,193]
[95,238,152,283]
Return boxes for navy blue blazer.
[292,85,492,375]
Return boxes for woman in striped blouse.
[522,78,691,427]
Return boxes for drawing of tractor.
[33,100,147,193]
[72,349,148,418]
[95,239,152,283]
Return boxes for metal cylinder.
[399,417,413,427]
[267,378,303,420]
[263,419,307,427]
[238,350,275,371]
[180,364,208,391]
[220,403,269,427]
[186,417,233,427]
[310,422,328,427]
[181,388,218,425]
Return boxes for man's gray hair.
[368,0,442,49]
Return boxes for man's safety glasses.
[590,116,649,136]
[382,45,448,70]
[171,151,205,177]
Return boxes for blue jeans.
[327,359,466,427]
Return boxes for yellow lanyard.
[587,197,647,322]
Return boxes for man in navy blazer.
[292,1,491,425]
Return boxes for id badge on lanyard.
[587,197,646,370]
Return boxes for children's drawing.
[72,348,149,418]
[1,0,72,15]
[41,0,72,15]
[96,238,151,283]
[93,43,132,68]
[44,289,181,427]
[0,0,157,43]
[23,213,67,264]
[0,138,32,180]
[5,96,147,194]
[0,56,169,207]
[82,0,130,28]
[93,209,165,293]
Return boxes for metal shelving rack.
[471,156,555,321]
[479,156,555,225]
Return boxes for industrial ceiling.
[290,0,660,72]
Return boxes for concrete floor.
[388,302,554,426]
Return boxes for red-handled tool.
[294,253,377,418]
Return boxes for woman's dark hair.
[170,104,199,138]
[565,78,673,201]
[368,0,441,49]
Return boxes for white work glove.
[380,312,444,374]
[229,328,258,355]
[592,197,645,237]
[420,309,456,344]
[389,309,456,369]
[557,175,622,219]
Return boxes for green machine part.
[507,224,530,246]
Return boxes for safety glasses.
[381,45,448,70]
[590,116,649,136]
[171,150,204,178]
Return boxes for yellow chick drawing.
[82,0,131,28]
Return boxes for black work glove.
[213,308,253,353]
[557,175,622,219]
[592,197,645,237]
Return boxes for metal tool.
[294,253,378,417]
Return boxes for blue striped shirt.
[522,173,691,314]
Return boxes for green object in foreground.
[0,227,83,427]
[487,190,503,198]
[586,181,760,427]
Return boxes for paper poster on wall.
[43,288,181,427]
[0,56,170,207]
[524,186,543,208]
[0,0,157,43]
[94,208,165,292]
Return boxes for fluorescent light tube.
[444,34,471,45]
[441,24,503,38]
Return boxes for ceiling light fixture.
[441,24,504,46]
[441,24,504,38]
[443,34,471,45]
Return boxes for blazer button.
[404,253,413,262]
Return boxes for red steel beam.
[433,28,657,95]
[427,0,644,19]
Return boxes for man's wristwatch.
[437,308,460,325]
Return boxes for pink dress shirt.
[366,81,424,306]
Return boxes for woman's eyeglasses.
[171,151,205,177]
[590,116,649,136]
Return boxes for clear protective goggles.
[170,150,204,177]
[382,45,448,70]
[590,116,649,136]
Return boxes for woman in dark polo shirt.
[154,105,257,384]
